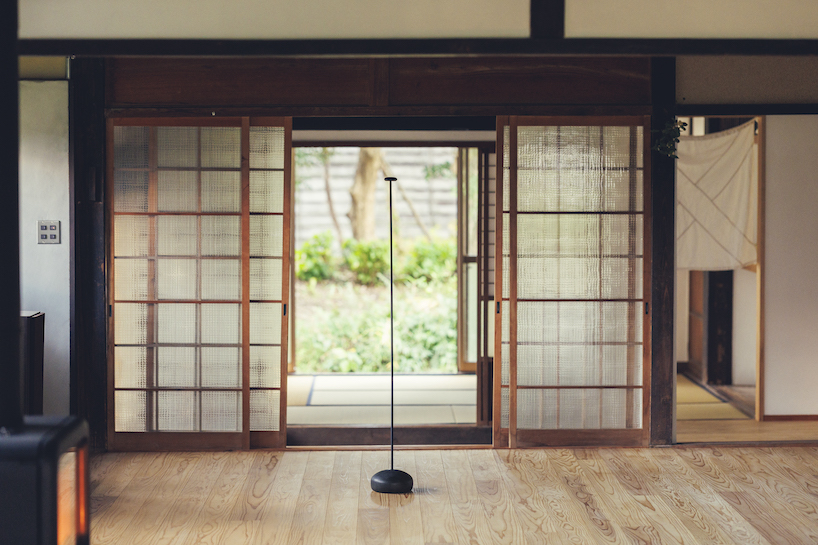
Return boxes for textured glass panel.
[114,347,147,388]
[202,391,241,432]
[250,258,282,301]
[157,127,198,168]
[201,347,241,388]
[114,216,150,257]
[250,303,282,345]
[602,126,634,168]
[157,391,198,431]
[156,347,196,387]
[557,303,600,344]
[517,169,560,213]
[158,170,198,212]
[601,388,642,429]
[517,345,558,387]
[502,125,510,213]
[501,387,509,429]
[202,170,241,213]
[557,345,599,386]
[156,259,197,300]
[114,170,149,212]
[249,126,285,170]
[501,344,510,386]
[601,215,643,256]
[250,346,281,388]
[114,126,149,169]
[156,303,197,344]
[601,258,642,299]
[601,345,644,386]
[201,303,241,344]
[202,216,241,256]
[201,127,241,168]
[558,389,601,429]
[201,259,241,301]
[115,303,148,345]
[601,302,631,343]
[467,263,478,362]
[114,391,146,432]
[250,389,280,431]
[115,259,149,301]
[517,389,558,430]
[157,216,198,256]
[250,170,284,213]
[250,215,283,257]
[516,302,558,344]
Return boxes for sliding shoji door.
[494,116,650,448]
[108,117,291,450]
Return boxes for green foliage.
[342,238,390,286]
[422,161,454,180]
[295,232,336,282]
[652,119,688,159]
[399,237,456,284]
[393,279,457,372]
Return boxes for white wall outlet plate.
[38,220,61,244]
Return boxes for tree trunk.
[348,147,382,240]
[320,148,344,246]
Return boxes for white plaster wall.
[764,115,818,416]
[19,0,529,39]
[566,0,818,39]
[19,81,71,415]
[732,268,757,386]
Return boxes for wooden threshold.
[286,425,492,447]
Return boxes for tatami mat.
[676,374,750,421]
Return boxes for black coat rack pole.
[371,176,413,494]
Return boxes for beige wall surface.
[19,0,529,39]
[764,115,818,416]
[566,0,818,39]
[678,57,818,105]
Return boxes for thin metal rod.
[388,176,395,470]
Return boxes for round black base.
[371,469,413,494]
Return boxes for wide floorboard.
[90,446,818,545]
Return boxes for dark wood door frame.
[69,55,676,448]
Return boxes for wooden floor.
[91,446,818,545]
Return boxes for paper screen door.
[108,117,291,450]
[494,116,651,448]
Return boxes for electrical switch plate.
[38,220,61,244]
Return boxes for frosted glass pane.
[201,127,241,168]
[202,391,241,432]
[251,303,281,345]
[156,259,197,300]
[250,258,282,301]
[114,216,150,257]
[249,126,285,169]
[157,391,198,431]
[250,389,280,431]
[115,259,149,301]
[157,216,198,256]
[500,387,509,429]
[250,215,283,257]
[515,388,642,430]
[201,259,241,301]
[202,216,241,256]
[114,126,149,169]
[250,346,281,388]
[201,347,241,388]
[158,170,198,212]
[156,347,196,387]
[156,303,197,344]
[250,170,284,213]
[601,215,643,256]
[115,303,148,345]
[202,170,241,213]
[114,170,149,212]
[517,389,558,430]
[114,391,146,432]
[201,303,241,344]
[157,127,198,168]
[517,345,558,387]
[114,347,147,388]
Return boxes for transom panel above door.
[107,117,292,450]
[494,116,651,448]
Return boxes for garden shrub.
[400,237,456,283]
[342,238,390,285]
[295,231,336,282]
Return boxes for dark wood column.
[0,0,21,430]
[70,58,108,449]
[649,57,677,445]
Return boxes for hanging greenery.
[652,119,688,159]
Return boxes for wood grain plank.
[287,451,335,545]
[441,450,500,545]
[88,452,121,495]
[676,448,814,545]
[413,450,459,544]
[387,450,424,545]
[89,452,149,526]
[262,450,310,545]
[227,451,281,544]
[467,449,523,545]
[322,450,362,545]
[357,450,391,545]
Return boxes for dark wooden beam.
[649,57,676,446]
[69,58,108,449]
[0,0,21,430]
[18,38,818,58]
[530,0,565,39]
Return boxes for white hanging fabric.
[676,120,758,270]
